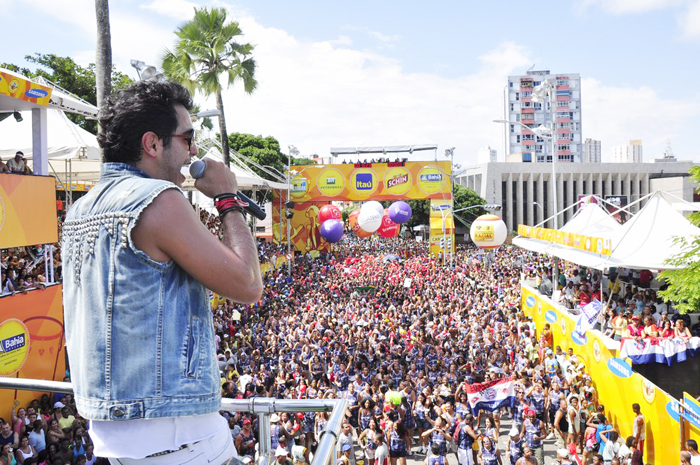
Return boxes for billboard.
[1,174,58,248]
[273,161,453,255]
[605,195,629,223]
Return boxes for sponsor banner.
[607,357,633,378]
[0,174,58,248]
[271,198,331,255]
[619,337,700,366]
[605,195,629,223]
[683,392,700,430]
[280,161,452,202]
[55,180,95,192]
[0,285,66,421]
[0,71,52,106]
[464,377,515,413]
[429,199,454,259]
[517,224,612,256]
[520,284,699,464]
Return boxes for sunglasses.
[171,128,196,151]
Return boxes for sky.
[1,0,699,167]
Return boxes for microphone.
[189,160,267,220]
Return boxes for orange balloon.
[348,209,373,238]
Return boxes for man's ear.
[141,131,160,159]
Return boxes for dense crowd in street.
[3,208,700,465]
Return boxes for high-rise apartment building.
[583,138,601,163]
[477,146,497,163]
[612,140,643,163]
[506,70,582,163]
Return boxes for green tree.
[227,133,313,181]
[403,185,485,235]
[659,166,700,314]
[163,7,256,167]
[0,54,133,133]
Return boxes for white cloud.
[679,0,700,39]
[140,0,199,19]
[582,78,700,160]
[341,25,401,44]
[215,19,533,165]
[576,0,686,14]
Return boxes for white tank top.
[633,414,645,440]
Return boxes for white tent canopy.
[0,108,100,162]
[513,192,700,270]
[513,202,622,257]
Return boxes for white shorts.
[457,447,474,465]
[109,426,236,465]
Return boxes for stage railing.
[0,378,347,465]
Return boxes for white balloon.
[357,208,383,233]
[362,201,384,217]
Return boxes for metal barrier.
[0,377,347,465]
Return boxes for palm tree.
[94,0,112,119]
[162,7,257,167]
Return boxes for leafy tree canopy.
[1,53,133,134]
[227,132,315,180]
[659,166,700,314]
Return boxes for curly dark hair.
[97,80,193,163]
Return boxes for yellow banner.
[517,224,612,255]
[521,285,698,464]
[284,161,452,203]
[0,285,66,421]
[271,195,331,255]
[56,180,95,192]
[0,174,58,248]
[0,71,52,106]
[429,199,454,259]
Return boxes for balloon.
[348,210,373,238]
[388,201,412,224]
[378,208,400,238]
[318,204,342,224]
[319,219,344,243]
[358,208,382,233]
[470,214,507,249]
[362,200,384,217]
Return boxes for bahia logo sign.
[420,173,442,182]
[525,296,536,308]
[607,357,632,378]
[545,310,558,323]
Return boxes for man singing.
[62,80,263,464]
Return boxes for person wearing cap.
[626,315,644,338]
[271,413,293,452]
[235,418,256,458]
[276,446,293,465]
[520,409,545,465]
[506,426,522,465]
[7,151,32,175]
[338,443,353,465]
[556,447,572,464]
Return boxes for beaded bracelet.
[214,193,248,218]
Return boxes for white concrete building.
[583,138,601,163]
[612,140,643,163]
[507,70,582,163]
[456,160,698,232]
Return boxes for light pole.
[530,79,558,229]
[444,147,455,268]
[287,145,300,274]
[494,111,558,229]
[533,202,544,225]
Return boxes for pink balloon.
[378,208,400,238]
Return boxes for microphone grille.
[189,160,206,179]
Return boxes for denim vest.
[62,163,220,421]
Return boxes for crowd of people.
[3,206,699,465]
[0,151,33,175]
